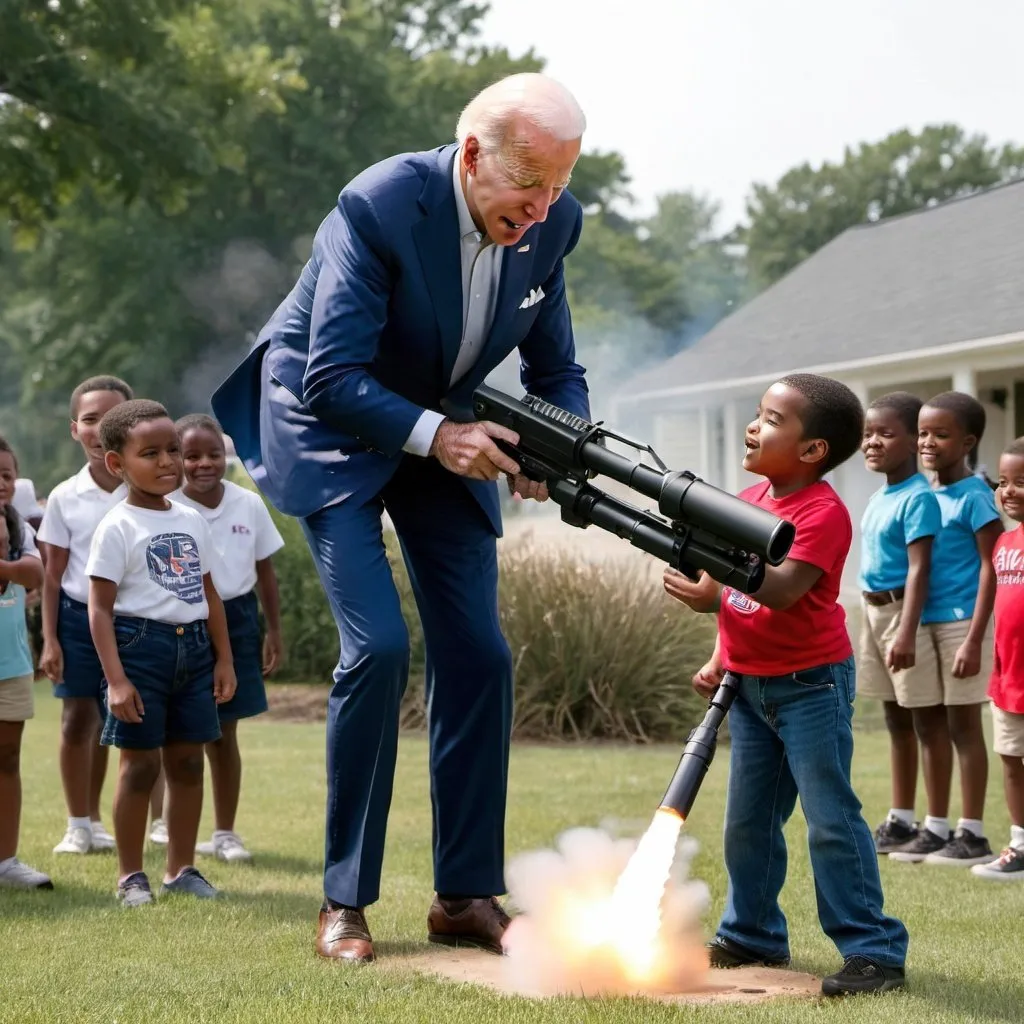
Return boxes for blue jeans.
[717,657,908,967]
[216,591,268,722]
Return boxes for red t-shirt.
[990,526,1024,714]
[718,480,853,676]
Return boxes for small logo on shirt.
[146,533,204,605]
[231,524,251,535]
[725,588,762,615]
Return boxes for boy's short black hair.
[922,391,986,442]
[70,375,133,419]
[0,435,24,555]
[867,391,922,435]
[778,373,865,475]
[99,399,170,454]
[175,413,223,440]
[1003,437,1024,459]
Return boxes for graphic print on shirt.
[724,588,762,614]
[995,544,1024,587]
[146,533,204,605]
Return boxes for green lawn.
[2,683,1017,1024]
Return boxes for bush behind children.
[664,373,909,998]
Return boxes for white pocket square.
[519,286,545,309]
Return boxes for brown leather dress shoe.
[315,905,375,963]
[427,895,511,955]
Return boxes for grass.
[2,683,1018,1024]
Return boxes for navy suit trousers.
[300,455,513,907]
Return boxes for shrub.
[249,472,716,742]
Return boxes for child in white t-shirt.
[86,400,236,907]
[38,374,132,856]
[172,414,285,863]
[0,437,51,890]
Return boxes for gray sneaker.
[0,858,54,890]
[117,871,154,908]
[160,866,220,899]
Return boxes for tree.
[743,124,1024,287]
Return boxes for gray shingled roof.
[618,179,1024,398]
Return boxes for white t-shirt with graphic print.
[171,481,284,602]
[86,501,213,624]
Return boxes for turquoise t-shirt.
[859,473,941,592]
[0,581,33,681]
[921,475,1002,624]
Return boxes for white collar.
[75,463,124,498]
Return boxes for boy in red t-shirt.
[665,373,908,997]
[971,439,1024,880]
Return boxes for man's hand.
[40,640,64,684]
[108,676,145,723]
[663,568,721,613]
[952,638,982,679]
[506,473,549,503]
[886,630,917,672]
[692,658,725,699]
[430,420,521,481]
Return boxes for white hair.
[456,73,586,152]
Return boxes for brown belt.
[862,588,905,607]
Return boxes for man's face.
[461,117,581,247]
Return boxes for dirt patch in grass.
[397,947,821,1004]
[265,684,328,723]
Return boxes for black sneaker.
[117,871,154,908]
[874,815,918,854]
[971,846,1024,880]
[923,827,993,867]
[822,955,906,996]
[706,935,790,969]
[888,827,951,863]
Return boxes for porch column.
[952,365,978,397]
[722,400,740,494]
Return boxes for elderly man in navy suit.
[212,73,590,962]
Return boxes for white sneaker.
[197,831,252,863]
[53,825,92,855]
[90,821,116,851]
[149,819,169,845]
[0,858,54,890]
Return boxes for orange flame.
[502,811,710,996]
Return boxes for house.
[610,179,1024,597]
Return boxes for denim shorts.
[100,616,221,751]
[218,591,268,722]
[53,592,105,706]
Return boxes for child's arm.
[39,544,70,683]
[0,549,43,590]
[744,559,823,611]
[255,556,284,675]
[887,537,932,672]
[203,573,237,705]
[953,519,1004,678]
[88,577,144,723]
[692,634,725,698]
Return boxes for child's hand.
[262,630,284,676]
[692,658,725,698]
[886,630,916,672]
[952,638,981,678]
[40,640,65,684]
[108,677,145,724]
[663,568,720,612]
[214,660,237,704]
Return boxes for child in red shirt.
[665,373,908,997]
[971,439,1024,880]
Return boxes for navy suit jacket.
[211,143,590,535]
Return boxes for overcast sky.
[477,0,1024,231]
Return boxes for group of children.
[0,376,285,904]
[664,374,1023,996]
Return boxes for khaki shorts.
[857,598,992,708]
[0,673,34,722]
[992,704,1024,758]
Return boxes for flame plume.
[501,811,711,996]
